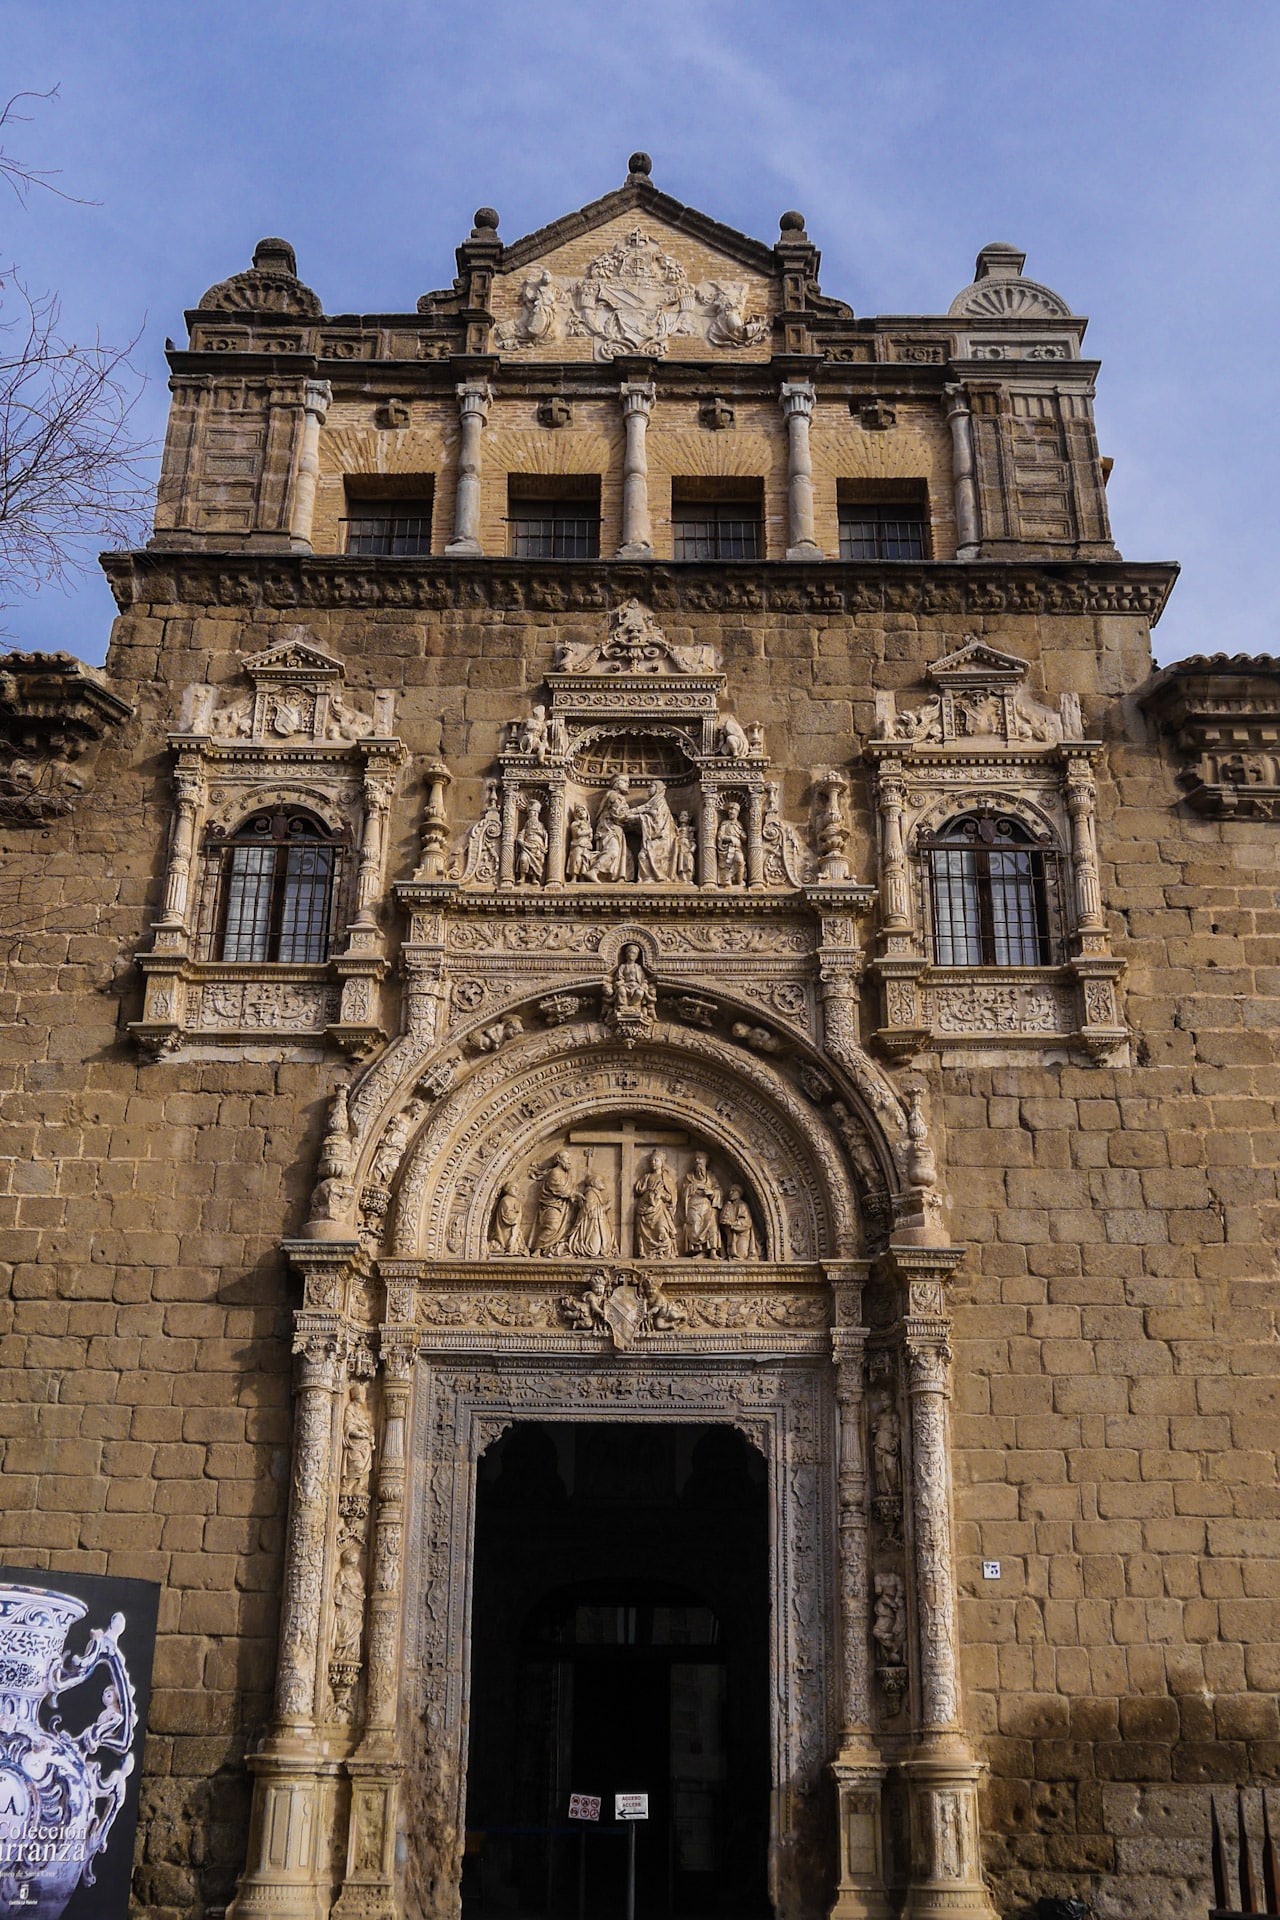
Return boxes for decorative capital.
[456,381,493,418]
[620,379,656,418]
[779,380,816,421]
[303,378,332,420]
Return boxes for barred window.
[345,496,433,555]
[206,811,345,963]
[839,500,927,561]
[925,814,1055,966]
[508,487,600,559]
[673,498,761,561]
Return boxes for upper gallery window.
[508,477,601,559]
[924,814,1055,966]
[671,480,763,561]
[344,480,434,555]
[838,485,928,561]
[205,810,346,963]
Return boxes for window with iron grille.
[508,493,600,559]
[838,500,927,561]
[344,497,434,556]
[203,810,346,963]
[925,814,1055,966]
[672,498,761,561]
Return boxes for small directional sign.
[615,1792,649,1821]
[568,1793,601,1822]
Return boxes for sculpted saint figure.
[682,1152,722,1258]
[634,1150,680,1259]
[719,1186,758,1261]
[674,812,697,885]
[872,1571,907,1667]
[632,780,677,883]
[514,798,548,886]
[331,1544,366,1664]
[590,777,633,883]
[533,1152,577,1255]
[488,1181,528,1257]
[565,803,595,881]
[603,943,656,1029]
[871,1401,902,1498]
[340,1382,375,1499]
[716,802,746,888]
[568,1169,617,1258]
[519,704,550,760]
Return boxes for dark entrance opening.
[463,1422,771,1920]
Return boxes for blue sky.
[5,0,1278,667]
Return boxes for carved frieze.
[1140,655,1280,819]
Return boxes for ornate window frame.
[866,639,1126,1062]
[130,635,405,1058]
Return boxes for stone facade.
[1,157,1278,1920]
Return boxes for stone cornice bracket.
[444,380,493,555]
[0,651,133,826]
[617,376,656,558]
[288,378,332,552]
[780,380,824,559]
[1140,655,1280,820]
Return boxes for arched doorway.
[464,1423,771,1919]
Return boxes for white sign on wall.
[615,1793,649,1821]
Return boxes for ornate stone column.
[289,380,332,551]
[698,785,720,888]
[1065,756,1106,941]
[545,778,568,887]
[157,757,205,934]
[415,762,452,881]
[829,1271,892,1920]
[944,385,980,561]
[335,1345,414,1920]
[780,381,823,559]
[227,1332,346,1920]
[895,1253,998,1920]
[617,378,655,558]
[353,770,396,929]
[498,780,520,888]
[445,381,492,556]
[746,783,767,890]
[875,758,912,934]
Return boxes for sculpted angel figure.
[519,704,550,760]
[533,1152,577,1255]
[633,779,677,883]
[590,777,633,883]
[639,1272,687,1332]
[568,1168,617,1258]
[681,1152,722,1258]
[561,1268,610,1331]
[634,1150,680,1259]
[674,812,697,885]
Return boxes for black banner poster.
[0,1568,160,1920]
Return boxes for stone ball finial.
[252,237,298,277]
[627,151,653,178]
[472,207,500,233]
[779,210,807,236]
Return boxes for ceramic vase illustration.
[0,1584,136,1920]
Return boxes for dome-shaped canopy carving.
[948,241,1073,320]
[198,237,323,316]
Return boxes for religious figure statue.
[719,1186,758,1260]
[716,802,746,887]
[674,812,697,885]
[872,1571,907,1668]
[514,798,548,885]
[634,1150,680,1258]
[633,780,677,883]
[340,1381,375,1500]
[602,943,656,1030]
[331,1544,366,1664]
[452,779,501,884]
[681,1153,722,1258]
[369,1101,422,1190]
[871,1399,902,1498]
[590,777,633,883]
[565,803,595,881]
[533,1152,577,1255]
[568,1168,617,1258]
[488,1181,528,1256]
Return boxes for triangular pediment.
[925,639,1029,686]
[491,176,785,364]
[240,637,345,682]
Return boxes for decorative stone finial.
[779,210,807,235]
[252,237,298,276]
[627,151,652,179]
[472,207,499,234]
[973,242,1027,281]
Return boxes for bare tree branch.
[0,88,94,206]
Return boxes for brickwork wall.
[1,588,1276,1918]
